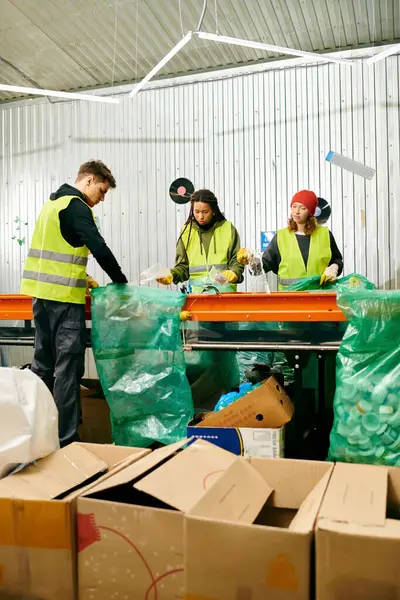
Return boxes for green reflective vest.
[181,220,236,292]
[21,195,92,304]
[277,226,331,290]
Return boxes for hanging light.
[128,32,193,98]
[366,43,400,65]
[196,32,354,66]
[0,83,120,104]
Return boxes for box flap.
[289,469,333,533]
[249,456,332,509]
[319,463,388,527]
[0,444,107,500]
[76,442,149,470]
[134,439,238,512]
[189,458,273,523]
[198,376,294,429]
[82,439,189,496]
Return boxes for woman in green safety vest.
[158,189,244,292]
[240,190,343,290]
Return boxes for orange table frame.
[0,292,346,323]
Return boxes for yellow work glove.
[157,273,173,285]
[320,264,339,286]
[221,270,238,284]
[237,248,252,265]
[87,275,99,289]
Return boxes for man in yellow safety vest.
[21,160,127,447]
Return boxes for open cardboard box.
[0,442,150,600]
[77,439,273,600]
[316,462,400,600]
[198,376,294,429]
[188,376,293,457]
[185,457,334,600]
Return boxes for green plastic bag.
[285,273,376,292]
[328,287,400,466]
[90,284,194,447]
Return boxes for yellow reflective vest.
[276,226,331,290]
[21,195,92,304]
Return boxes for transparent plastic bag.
[90,284,194,447]
[328,287,400,466]
[140,263,171,284]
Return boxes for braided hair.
[178,189,225,249]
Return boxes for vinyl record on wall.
[169,178,194,204]
[315,197,331,224]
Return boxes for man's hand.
[87,275,99,289]
[320,264,339,286]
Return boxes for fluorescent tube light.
[196,32,354,66]
[366,44,400,65]
[0,83,120,104]
[128,32,193,98]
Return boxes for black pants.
[31,298,86,447]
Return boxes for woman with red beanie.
[260,190,343,290]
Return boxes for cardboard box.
[77,439,272,600]
[0,442,150,600]
[316,462,400,600]
[79,382,112,444]
[187,424,284,457]
[198,376,294,429]
[185,457,334,600]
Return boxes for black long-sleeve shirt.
[52,183,128,283]
[262,230,343,276]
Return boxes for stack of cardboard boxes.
[0,439,399,599]
[187,376,294,458]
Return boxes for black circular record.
[315,197,331,224]
[169,177,194,204]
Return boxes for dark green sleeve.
[170,237,190,284]
[226,224,245,284]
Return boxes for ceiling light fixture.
[0,83,120,104]
[128,31,193,98]
[366,43,400,65]
[196,32,354,66]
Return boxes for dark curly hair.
[177,189,226,253]
[185,189,225,224]
[76,160,116,188]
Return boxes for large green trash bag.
[328,287,400,466]
[285,273,376,292]
[90,284,194,447]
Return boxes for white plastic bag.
[0,368,59,478]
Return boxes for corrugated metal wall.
[1,56,400,367]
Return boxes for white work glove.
[320,264,339,286]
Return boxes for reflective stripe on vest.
[189,263,228,274]
[22,270,87,288]
[277,226,331,291]
[21,195,92,304]
[27,248,88,266]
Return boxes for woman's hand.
[221,270,238,283]
[157,273,173,285]
[320,264,339,286]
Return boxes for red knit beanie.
[291,190,318,216]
